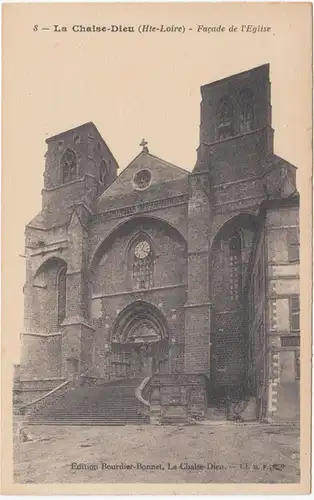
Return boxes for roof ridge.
[144,151,189,174]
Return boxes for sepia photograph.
[2,2,312,495]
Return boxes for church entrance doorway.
[110,301,169,380]
[141,350,155,377]
[130,344,156,378]
[111,338,168,379]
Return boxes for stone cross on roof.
[140,138,149,153]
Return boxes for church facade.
[18,64,300,422]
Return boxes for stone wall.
[20,333,62,380]
[210,217,256,397]
[145,373,209,423]
[246,217,267,414]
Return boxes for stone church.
[16,64,300,423]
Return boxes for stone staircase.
[26,378,149,426]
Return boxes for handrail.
[18,367,93,412]
[135,376,150,407]
[19,379,71,411]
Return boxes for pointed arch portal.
[110,301,169,379]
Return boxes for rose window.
[133,169,152,190]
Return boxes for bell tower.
[199,63,272,145]
[42,122,119,220]
[196,64,274,186]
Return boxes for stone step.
[32,417,143,422]
[38,403,141,410]
[28,419,148,426]
[28,416,149,423]
[28,421,147,426]
[29,410,143,417]
[26,378,147,426]
[39,401,140,408]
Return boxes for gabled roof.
[96,149,189,212]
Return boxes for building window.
[132,240,154,290]
[217,95,233,140]
[239,88,254,133]
[281,336,300,347]
[295,350,300,380]
[229,232,241,301]
[287,227,300,262]
[57,267,67,325]
[61,148,77,183]
[290,296,300,332]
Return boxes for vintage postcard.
[1,2,312,495]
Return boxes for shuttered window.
[290,296,300,332]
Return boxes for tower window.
[132,240,154,290]
[217,95,234,140]
[239,89,254,133]
[61,148,77,183]
[229,233,241,301]
[100,159,108,184]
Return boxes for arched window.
[61,148,77,183]
[217,95,233,140]
[239,89,254,133]
[100,159,108,184]
[229,232,242,301]
[57,267,67,325]
[132,239,154,290]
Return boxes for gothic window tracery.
[239,89,254,133]
[217,95,234,140]
[61,148,77,183]
[132,239,154,290]
[229,232,242,301]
